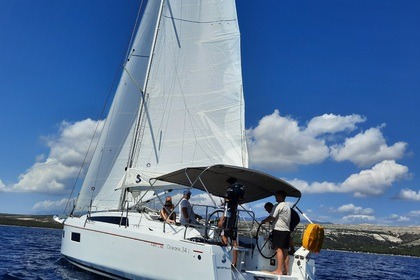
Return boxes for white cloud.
[12,161,78,192]
[330,127,407,168]
[5,119,104,193]
[395,188,420,201]
[306,113,366,136]
[190,193,221,207]
[288,178,338,194]
[246,111,404,171]
[46,119,103,167]
[247,110,329,170]
[340,160,409,196]
[32,198,69,212]
[165,192,222,210]
[408,210,420,217]
[388,214,410,223]
[0,179,6,191]
[246,110,409,180]
[252,201,266,210]
[337,203,374,215]
[341,215,376,223]
[289,160,409,197]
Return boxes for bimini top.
[153,165,301,203]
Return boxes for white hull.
[61,211,315,280]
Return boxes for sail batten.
[75,0,248,213]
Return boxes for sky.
[0,0,419,226]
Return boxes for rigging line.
[165,0,181,48]
[64,126,96,211]
[124,68,160,166]
[162,15,237,25]
[63,1,146,214]
[124,0,145,63]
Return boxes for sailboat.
[59,0,319,279]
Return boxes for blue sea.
[0,225,419,280]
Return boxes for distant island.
[1,213,419,257]
[0,213,63,229]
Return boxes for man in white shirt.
[179,190,201,225]
[261,190,291,275]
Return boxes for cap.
[183,190,191,195]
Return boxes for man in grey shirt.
[261,190,291,275]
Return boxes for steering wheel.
[256,222,276,259]
[207,209,224,226]
[205,209,224,241]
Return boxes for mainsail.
[75,0,248,213]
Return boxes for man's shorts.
[222,227,237,241]
[272,230,290,250]
[222,212,238,240]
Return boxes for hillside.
[293,223,420,257]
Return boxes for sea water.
[0,225,419,280]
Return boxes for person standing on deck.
[218,177,245,268]
[261,190,291,275]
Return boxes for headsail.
[75,0,247,213]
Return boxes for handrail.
[295,206,314,224]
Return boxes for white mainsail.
[75,0,248,213]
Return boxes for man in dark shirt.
[218,177,244,268]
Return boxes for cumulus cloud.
[388,214,410,223]
[408,210,420,217]
[317,204,376,224]
[247,110,329,170]
[340,160,409,196]
[395,188,420,201]
[289,179,338,194]
[306,113,366,136]
[161,192,222,208]
[330,127,407,168]
[4,119,104,193]
[246,111,401,171]
[252,201,266,211]
[12,161,79,192]
[190,192,220,206]
[32,198,69,212]
[341,215,376,223]
[289,160,409,197]
[337,203,374,215]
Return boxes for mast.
[119,0,166,209]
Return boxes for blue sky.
[0,0,419,226]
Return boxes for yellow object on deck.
[302,224,325,253]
